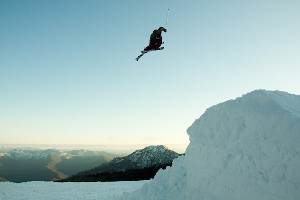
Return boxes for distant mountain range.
[0,148,119,182]
[0,145,182,183]
[59,145,182,182]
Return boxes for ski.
[135,47,164,61]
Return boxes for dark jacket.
[150,29,162,43]
[149,27,166,44]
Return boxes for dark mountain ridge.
[0,148,119,182]
[59,145,182,182]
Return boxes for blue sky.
[1,0,300,152]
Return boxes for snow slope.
[121,90,300,200]
[0,181,148,200]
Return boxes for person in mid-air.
[135,27,167,61]
[143,27,167,52]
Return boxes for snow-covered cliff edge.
[121,90,300,200]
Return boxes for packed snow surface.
[121,90,300,200]
[0,181,148,200]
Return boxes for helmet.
[159,27,167,32]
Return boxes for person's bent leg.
[154,39,162,50]
[144,43,155,52]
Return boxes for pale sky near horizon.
[1,0,300,151]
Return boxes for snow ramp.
[119,90,300,200]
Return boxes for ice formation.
[121,90,300,200]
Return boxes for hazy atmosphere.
[1,0,299,152]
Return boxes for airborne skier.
[135,27,167,61]
[144,27,167,52]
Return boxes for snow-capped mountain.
[0,148,117,160]
[2,149,66,160]
[60,145,181,182]
[87,145,180,174]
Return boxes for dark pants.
[144,38,162,51]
